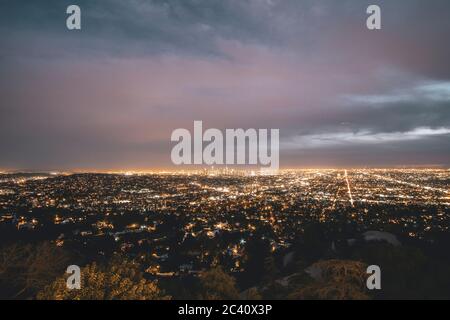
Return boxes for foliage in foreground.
[0,242,69,299]
[199,266,241,300]
[288,260,370,300]
[37,260,170,300]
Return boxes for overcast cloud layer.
[1,0,449,170]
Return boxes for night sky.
[1,0,449,170]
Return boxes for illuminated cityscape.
[1,168,449,299]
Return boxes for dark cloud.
[1,0,449,169]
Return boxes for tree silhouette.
[0,242,70,299]
[199,266,240,300]
[37,259,170,300]
[289,260,370,300]
[242,235,271,287]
